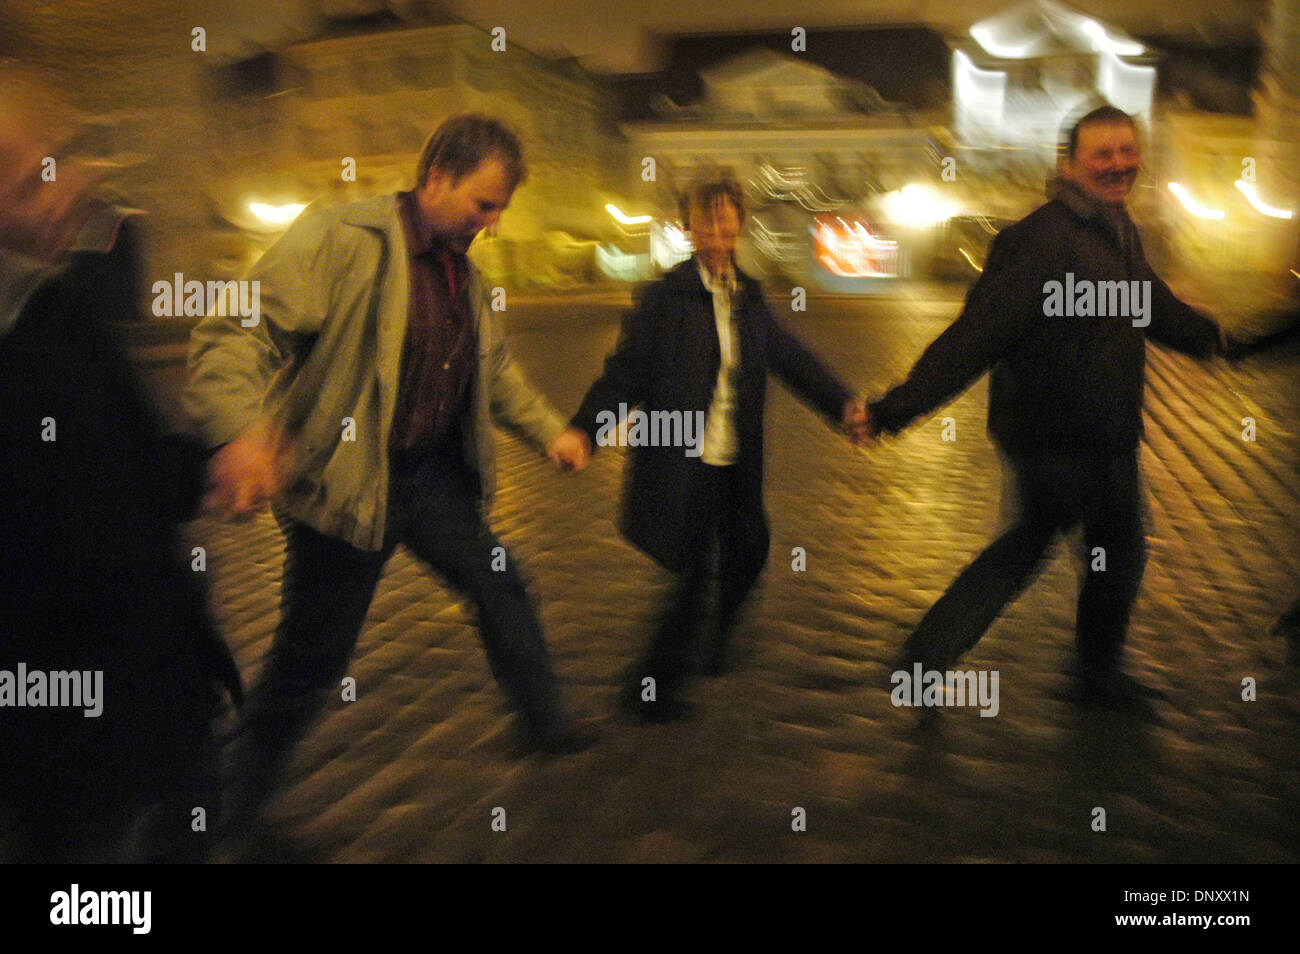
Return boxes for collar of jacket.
[1,202,138,339]
[1047,176,1133,231]
[665,256,759,304]
[1040,174,1133,250]
[341,192,405,231]
[340,192,483,297]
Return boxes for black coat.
[571,259,852,572]
[870,180,1222,454]
[0,215,241,815]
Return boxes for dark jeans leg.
[636,465,744,694]
[640,544,713,695]
[900,517,1058,671]
[230,518,387,811]
[899,454,1070,671]
[399,473,564,733]
[1076,453,1146,671]
[709,468,769,668]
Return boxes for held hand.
[202,431,283,520]
[842,399,877,447]
[547,427,591,474]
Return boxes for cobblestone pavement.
[182,293,1300,863]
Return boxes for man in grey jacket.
[186,114,594,830]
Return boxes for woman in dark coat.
[565,175,864,720]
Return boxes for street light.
[248,201,306,226]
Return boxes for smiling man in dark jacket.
[867,105,1232,703]
[564,174,864,720]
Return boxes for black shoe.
[1271,610,1300,665]
[1076,667,1163,708]
[619,680,694,723]
[525,717,600,756]
[702,648,729,677]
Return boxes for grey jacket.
[185,193,566,551]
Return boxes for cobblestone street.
[184,292,1300,863]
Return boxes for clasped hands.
[207,408,876,515]
[842,399,881,448]
[547,428,591,473]
[548,402,881,475]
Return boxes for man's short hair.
[414,113,526,190]
[1061,104,1137,159]
[679,172,747,226]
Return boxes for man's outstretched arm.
[184,205,333,516]
[868,229,1042,436]
[481,304,579,471]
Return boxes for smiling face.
[1058,119,1142,207]
[688,196,742,277]
[416,155,515,253]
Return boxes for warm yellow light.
[605,203,652,226]
[1167,183,1225,220]
[1234,180,1293,219]
[1080,19,1144,56]
[881,183,961,226]
[958,247,983,273]
[969,25,1033,59]
[248,201,306,225]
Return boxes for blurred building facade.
[204,22,618,288]
[617,42,952,290]
[2,0,1291,309]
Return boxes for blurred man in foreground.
[0,64,240,862]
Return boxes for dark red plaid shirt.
[389,190,476,454]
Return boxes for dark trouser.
[636,464,769,695]
[900,448,1146,674]
[231,447,562,810]
[0,637,223,863]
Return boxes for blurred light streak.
[813,216,899,277]
[954,51,1007,131]
[750,216,798,264]
[1234,180,1294,219]
[1168,182,1226,220]
[750,164,845,212]
[605,203,652,226]
[969,25,1034,59]
[1098,51,1155,116]
[596,243,650,281]
[650,221,693,269]
[1080,19,1144,56]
